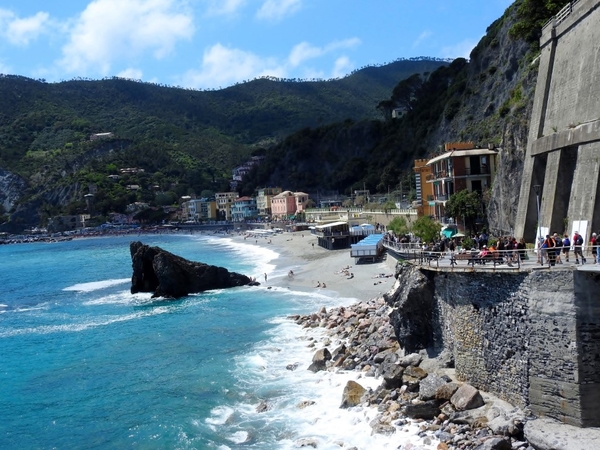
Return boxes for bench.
[450,252,504,266]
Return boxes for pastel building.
[271,191,311,220]
[231,196,258,222]
[181,199,217,222]
[256,187,282,218]
[425,142,498,222]
[215,192,239,221]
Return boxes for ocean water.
[0,233,434,449]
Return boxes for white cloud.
[332,56,352,79]
[256,0,302,21]
[117,68,144,80]
[57,0,194,76]
[181,43,286,89]
[412,31,432,49]
[180,37,361,89]
[0,9,50,46]
[205,0,246,16]
[288,38,360,67]
[441,38,479,59]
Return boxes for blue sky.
[0,0,514,90]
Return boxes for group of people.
[539,230,594,266]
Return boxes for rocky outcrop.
[130,241,254,298]
[383,263,436,354]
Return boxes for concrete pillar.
[567,142,600,237]
[514,25,557,241]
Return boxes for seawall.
[386,264,600,427]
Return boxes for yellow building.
[413,159,435,217]
[215,192,239,220]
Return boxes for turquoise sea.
[0,233,416,449]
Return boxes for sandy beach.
[234,229,397,301]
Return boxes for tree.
[445,189,482,233]
[387,216,409,235]
[412,216,441,244]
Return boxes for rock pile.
[289,296,532,450]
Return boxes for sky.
[0,0,514,90]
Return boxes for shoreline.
[233,230,397,302]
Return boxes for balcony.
[426,169,453,182]
[462,166,490,176]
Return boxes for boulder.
[307,347,332,373]
[402,365,428,389]
[130,241,253,298]
[399,352,423,367]
[435,382,460,401]
[450,384,485,410]
[402,399,443,420]
[419,374,448,401]
[340,380,366,408]
[380,353,405,388]
[476,437,511,450]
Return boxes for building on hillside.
[109,212,132,225]
[294,192,309,216]
[90,132,114,140]
[413,159,435,218]
[271,191,298,220]
[424,142,498,223]
[256,187,282,218]
[181,199,217,222]
[126,202,150,214]
[215,192,239,221]
[231,196,258,222]
[230,156,265,190]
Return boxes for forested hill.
[0,58,448,230]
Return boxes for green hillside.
[0,58,447,229]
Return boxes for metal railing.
[542,1,582,30]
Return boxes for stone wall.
[387,265,600,427]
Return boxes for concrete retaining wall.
[407,267,600,427]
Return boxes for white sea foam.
[205,405,235,429]
[206,236,279,278]
[82,290,141,306]
[63,278,130,292]
[220,299,441,450]
[0,307,169,338]
[227,431,249,444]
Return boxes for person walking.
[562,233,571,262]
[543,234,556,266]
[553,233,563,264]
[591,233,598,264]
[573,231,586,264]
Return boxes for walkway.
[382,241,599,273]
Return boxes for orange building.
[425,142,497,223]
[413,159,435,218]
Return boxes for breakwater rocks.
[130,241,255,298]
[289,297,531,450]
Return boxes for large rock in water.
[130,241,253,298]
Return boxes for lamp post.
[533,184,541,254]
